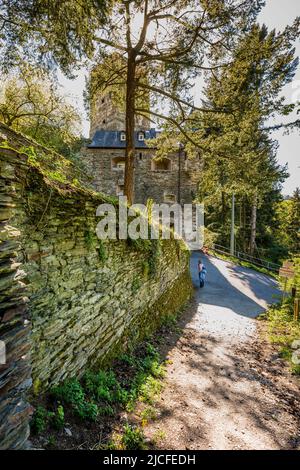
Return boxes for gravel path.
[142,254,300,450]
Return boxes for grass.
[261,298,300,375]
[211,249,279,279]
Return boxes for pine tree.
[189,21,298,254]
[288,188,300,254]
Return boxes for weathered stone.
[0,122,192,450]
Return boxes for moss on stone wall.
[0,123,192,449]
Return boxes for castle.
[83,89,199,205]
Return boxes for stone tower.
[89,90,150,138]
[85,61,199,206]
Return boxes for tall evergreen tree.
[288,188,300,254]
[189,21,298,254]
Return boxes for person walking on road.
[198,258,207,288]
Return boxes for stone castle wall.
[83,147,199,204]
[0,124,193,449]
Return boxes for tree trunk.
[124,53,136,206]
[221,191,227,226]
[249,195,257,256]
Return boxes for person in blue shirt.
[198,259,207,288]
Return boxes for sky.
[58,0,300,196]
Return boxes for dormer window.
[120,131,126,142]
[138,131,145,142]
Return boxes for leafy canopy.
[0,64,82,155]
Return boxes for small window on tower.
[164,193,176,203]
[103,119,106,124]
[151,157,172,171]
[120,132,126,142]
[139,153,143,160]
[102,97,105,104]
[138,131,145,141]
[112,157,126,170]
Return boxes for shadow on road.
[139,251,299,450]
[189,252,281,319]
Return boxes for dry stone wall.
[0,124,192,449]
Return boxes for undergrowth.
[261,298,300,375]
[30,340,167,448]
[211,250,279,279]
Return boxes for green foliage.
[31,406,53,435]
[121,424,147,450]
[47,171,67,184]
[75,401,99,421]
[264,298,300,375]
[31,340,167,443]
[83,369,126,405]
[98,240,107,262]
[139,376,164,405]
[52,405,65,430]
[51,378,84,405]
[0,1,109,75]
[273,190,300,257]
[0,64,82,156]
[140,406,158,422]
[47,436,56,447]
[189,21,298,258]
[142,260,150,278]
[84,230,97,250]
[97,405,115,416]
[50,378,98,422]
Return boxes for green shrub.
[121,424,147,450]
[265,298,300,375]
[75,401,99,421]
[83,369,128,405]
[98,405,115,416]
[50,378,99,421]
[51,378,84,405]
[31,405,53,434]
[52,405,65,430]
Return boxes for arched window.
[120,131,126,142]
[151,157,172,171]
[112,157,126,170]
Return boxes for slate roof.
[88,128,158,149]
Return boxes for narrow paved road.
[142,253,300,450]
[189,253,280,343]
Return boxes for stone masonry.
[84,83,200,205]
[0,123,193,449]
